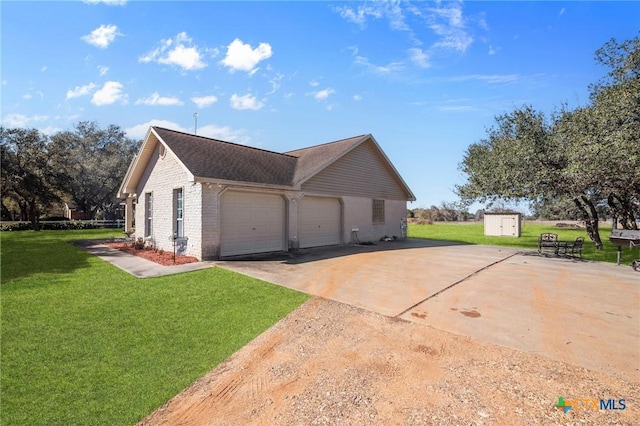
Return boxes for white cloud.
[40,126,63,135]
[353,94,363,101]
[83,0,127,5]
[98,65,109,76]
[41,66,47,72]
[91,81,127,106]
[426,3,473,53]
[2,113,49,128]
[447,74,520,84]
[191,95,218,108]
[309,80,320,87]
[125,119,183,140]
[82,24,121,49]
[198,124,250,144]
[338,1,478,66]
[125,119,250,144]
[135,92,184,106]
[66,83,97,99]
[408,47,430,68]
[221,38,272,73]
[313,88,335,101]
[354,53,404,75]
[266,73,284,95]
[334,4,382,27]
[230,93,264,110]
[140,32,207,71]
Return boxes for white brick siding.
[134,144,202,259]
[342,196,407,243]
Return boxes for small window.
[174,188,184,238]
[159,144,166,159]
[145,192,153,237]
[372,199,385,224]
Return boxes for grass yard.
[0,229,309,425]
[408,221,640,265]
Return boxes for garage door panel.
[221,192,285,256]
[300,197,340,248]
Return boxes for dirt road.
[139,298,639,425]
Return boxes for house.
[118,127,416,260]
[63,203,89,220]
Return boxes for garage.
[220,191,286,257]
[299,196,341,248]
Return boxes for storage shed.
[484,213,522,237]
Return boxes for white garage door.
[220,191,285,257]
[299,197,341,248]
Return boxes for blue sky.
[2,1,639,209]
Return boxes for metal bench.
[538,233,559,254]
[562,237,584,258]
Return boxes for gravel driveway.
[139,241,640,425]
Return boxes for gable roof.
[155,127,297,186]
[285,134,368,185]
[119,127,415,200]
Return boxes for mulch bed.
[106,242,199,266]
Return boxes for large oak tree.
[457,36,639,249]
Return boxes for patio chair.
[566,237,584,258]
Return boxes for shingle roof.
[285,135,368,184]
[132,128,413,200]
[153,127,297,186]
[153,127,369,187]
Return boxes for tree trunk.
[28,197,40,231]
[573,196,603,249]
[608,194,638,230]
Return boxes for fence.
[1,220,125,231]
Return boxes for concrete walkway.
[73,240,213,278]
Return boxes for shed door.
[299,197,340,248]
[220,191,285,257]
[501,217,516,236]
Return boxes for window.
[145,192,153,237]
[174,188,184,238]
[372,199,385,224]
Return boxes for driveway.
[218,239,640,382]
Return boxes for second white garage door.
[299,197,341,248]
[220,191,286,257]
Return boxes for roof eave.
[118,127,195,198]
[195,176,293,191]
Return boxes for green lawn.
[408,222,639,265]
[0,229,309,425]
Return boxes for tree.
[49,122,139,220]
[0,127,60,228]
[457,36,639,249]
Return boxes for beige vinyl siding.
[300,141,408,200]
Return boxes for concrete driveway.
[218,239,640,383]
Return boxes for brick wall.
[134,144,203,259]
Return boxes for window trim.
[145,192,153,237]
[372,199,385,224]
[174,187,184,238]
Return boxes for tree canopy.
[457,35,640,248]
[1,122,140,227]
